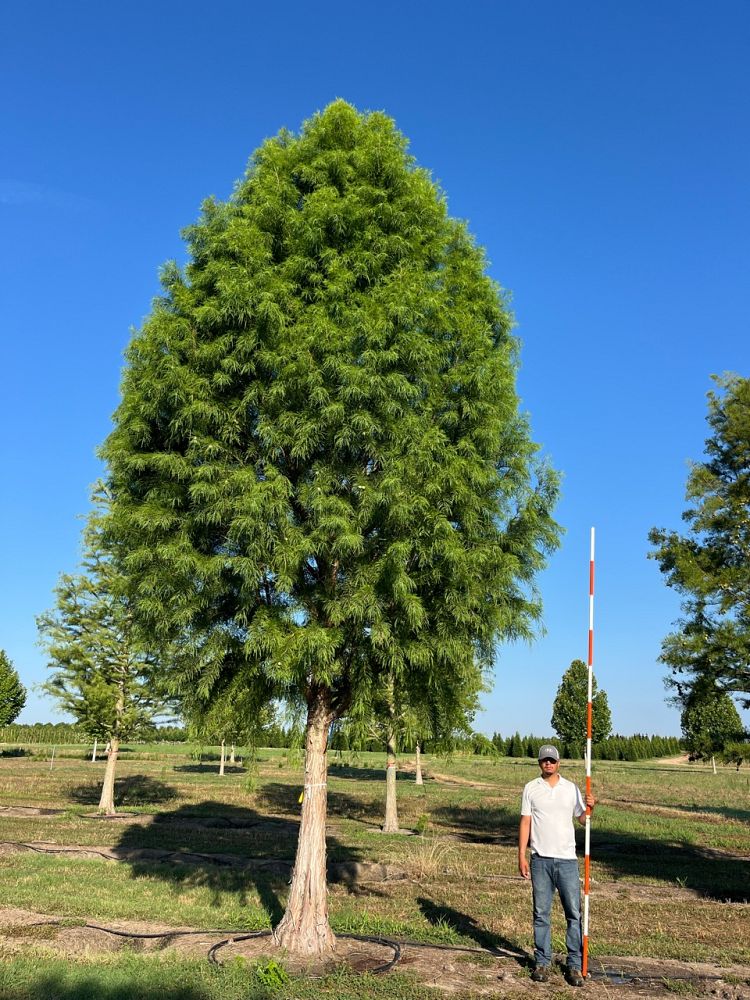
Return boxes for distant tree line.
[0,722,88,744]
[0,722,190,745]
[487,731,682,762]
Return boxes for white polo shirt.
[520,775,585,860]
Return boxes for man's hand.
[519,856,530,879]
[586,792,596,810]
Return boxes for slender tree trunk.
[91,739,98,763]
[230,742,236,764]
[382,725,399,832]
[98,678,125,816]
[711,755,716,775]
[98,737,120,815]
[219,739,226,776]
[415,741,423,785]
[273,686,337,956]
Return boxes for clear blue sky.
[2,1,748,737]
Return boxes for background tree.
[37,494,165,815]
[102,101,561,954]
[649,374,750,707]
[551,658,612,756]
[0,650,26,726]
[680,686,745,763]
[345,663,481,832]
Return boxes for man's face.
[539,756,559,777]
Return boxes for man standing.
[518,745,595,987]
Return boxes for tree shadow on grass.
[328,763,424,782]
[172,763,246,775]
[255,781,385,831]
[417,897,528,963]
[114,798,364,925]
[68,775,179,807]
[428,800,749,902]
[591,828,750,902]
[6,967,273,1000]
[428,802,518,844]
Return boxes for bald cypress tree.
[649,374,750,706]
[102,101,560,955]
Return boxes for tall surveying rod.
[582,527,595,978]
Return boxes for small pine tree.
[0,651,26,726]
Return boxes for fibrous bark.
[273,687,337,955]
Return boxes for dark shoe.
[565,967,585,987]
[531,965,550,982]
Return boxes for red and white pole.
[582,527,595,977]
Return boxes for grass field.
[0,744,747,998]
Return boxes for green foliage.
[102,99,560,738]
[415,812,430,835]
[0,650,26,726]
[252,959,289,989]
[551,659,612,754]
[719,741,750,769]
[0,722,86,744]
[649,374,750,707]
[37,489,166,742]
[680,687,745,760]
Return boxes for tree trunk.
[230,742,236,764]
[711,755,716,775]
[219,739,226,776]
[98,737,119,815]
[382,726,399,832]
[273,687,336,956]
[91,738,98,763]
[415,741,423,785]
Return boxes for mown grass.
[0,747,748,978]
[0,953,439,1000]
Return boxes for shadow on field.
[113,799,363,923]
[428,800,749,902]
[428,802,518,843]
[68,774,178,806]
[590,828,750,902]
[417,897,528,963]
[256,781,385,828]
[5,970,274,1000]
[173,763,246,775]
[328,762,424,782]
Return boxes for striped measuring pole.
[582,527,595,978]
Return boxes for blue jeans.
[530,854,582,970]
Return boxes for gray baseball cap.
[538,745,560,761]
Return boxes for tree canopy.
[101,100,561,951]
[649,373,750,707]
[551,658,612,753]
[0,650,26,726]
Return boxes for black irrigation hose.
[20,920,748,986]
[1,842,119,863]
[8,845,746,987]
[207,931,401,975]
